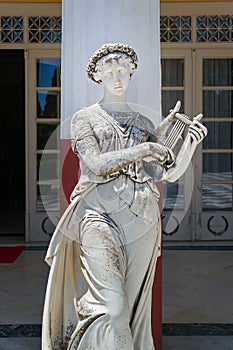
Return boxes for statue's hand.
[148,143,176,165]
[188,117,208,145]
[164,148,176,168]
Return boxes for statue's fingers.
[191,122,208,138]
[197,123,208,137]
[189,132,199,143]
[192,117,208,136]
[163,148,176,168]
[167,149,176,163]
[189,126,202,142]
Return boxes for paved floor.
[0,250,48,324]
[162,250,233,323]
[0,338,41,350]
[163,336,233,350]
[1,336,233,350]
[0,248,232,349]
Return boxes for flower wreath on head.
[86,43,138,84]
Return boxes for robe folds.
[42,104,166,350]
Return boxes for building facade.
[0,0,232,246]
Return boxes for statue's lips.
[114,84,123,90]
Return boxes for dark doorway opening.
[0,50,25,237]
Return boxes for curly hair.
[86,43,138,84]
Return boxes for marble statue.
[42,43,207,349]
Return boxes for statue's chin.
[112,87,124,93]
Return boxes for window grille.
[0,16,61,44]
[0,16,24,43]
[28,16,62,43]
[0,14,232,44]
[196,15,233,42]
[160,16,192,43]
[160,14,232,43]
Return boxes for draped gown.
[42,103,167,350]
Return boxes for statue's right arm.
[70,110,171,177]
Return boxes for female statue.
[42,43,207,349]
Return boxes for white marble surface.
[163,336,233,350]
[0,251,49,324]
[162,250,233,323]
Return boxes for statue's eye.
[118,67,126,74]
[105,71,113,77]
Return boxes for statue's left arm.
[164,119,208,182]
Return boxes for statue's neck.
[100,91,131,112]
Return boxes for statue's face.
[99,55,131,96]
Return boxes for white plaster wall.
[61,0,161,139]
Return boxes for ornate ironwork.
[197,15,233,42]
[0,16,24,43]
[207,215,229,236]
[28,16,62,43]
[1,14,232,45]
[162,215,180,236]
[42,216,59,236]
[160,16,192,43]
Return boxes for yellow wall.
[0,0,232,2]
[0,0,61,2]
[170,0,232,1]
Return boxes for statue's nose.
[113,69,121,81]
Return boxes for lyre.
[164,112,203,150]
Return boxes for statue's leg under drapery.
[68,209,159,350]
[126,225,159,350]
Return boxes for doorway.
[0,50,25,237]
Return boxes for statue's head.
[86,43,138,85]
